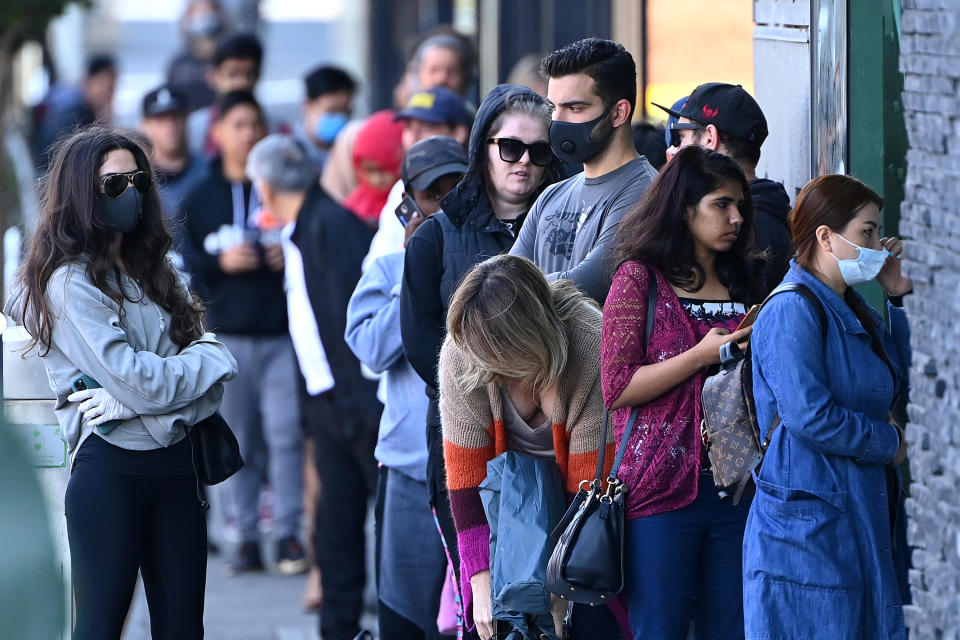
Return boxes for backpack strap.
[757,282,827,451]
[597,266,658,485]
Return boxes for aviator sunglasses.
[100,170,152,199]
[487,138,554,166]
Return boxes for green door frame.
[847,0,908,311]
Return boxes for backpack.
[699,283,826,504]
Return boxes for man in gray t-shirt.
[511,38,657,303]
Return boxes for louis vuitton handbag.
[700,283,825,504]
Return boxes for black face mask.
[96,188,143,233]
[548,107,615,165]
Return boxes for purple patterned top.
[601,260,745,519]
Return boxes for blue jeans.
[625,474,749,640]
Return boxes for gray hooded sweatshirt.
[5,261,238,466]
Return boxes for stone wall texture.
[898,1,960,637]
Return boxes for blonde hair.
[446,254,595,394]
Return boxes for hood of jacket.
[440,84,563,229]
[750,178,791,225]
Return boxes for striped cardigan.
[438,301,614,622]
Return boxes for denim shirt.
[743,261,909,640]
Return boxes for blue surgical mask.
[830,233,889,286]
[314,112,349,146]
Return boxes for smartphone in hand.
[395,194,422,228]
[736,304,761,332]
[72,374,122,434]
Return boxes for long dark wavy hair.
[18,127,205,354]
[613,145,767,304]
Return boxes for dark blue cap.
[395,87,471,128]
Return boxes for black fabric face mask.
[96,188,143,233]
[548,108,615,165]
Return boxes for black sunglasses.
[100,170,152,199]
[668,122,701,148]
[487,138,554,166]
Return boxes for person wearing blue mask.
[743,174,912,640]
[298,65,357,173]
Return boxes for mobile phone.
[72,374,122,434]
[395,194,422,228]
[736,304,761,331]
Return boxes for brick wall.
[898,1,960,637]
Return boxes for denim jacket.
[743,261,909,639]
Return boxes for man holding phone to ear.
[345,134,466,638]
[396,135,468,245]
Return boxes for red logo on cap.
[702,104,719,119]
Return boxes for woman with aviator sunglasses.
[6,127,237,639]
[400,84,563,638]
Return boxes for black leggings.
[65,449,207,640]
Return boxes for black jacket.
[179,156,288,336]
[750,178,794,290]
[292,185,380,437]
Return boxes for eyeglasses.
[100,170,152,199]
[487,138,554,166]
[668,122,701,148]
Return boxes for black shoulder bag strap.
[595,266,657,485]
[757,282,827,448]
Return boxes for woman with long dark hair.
[600,145,767,639]
[742,174,911,639]
[6,127,237,639]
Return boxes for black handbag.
[545,266,655,605]
[545,407,639,605]
[187,412,244,486]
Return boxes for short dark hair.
[212,33,263,69]
[631,121,667,169]
[541,38,637,118]
[304,66,357,100]
[716,130,762,167]
[215,90,263,121]
[86,54,116,77]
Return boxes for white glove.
[67,388,137,427]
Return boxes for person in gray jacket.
[6,127,238,640]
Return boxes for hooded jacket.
[750,178,793,290]
[400,84,562,397]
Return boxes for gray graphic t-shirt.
[511,156,657,303]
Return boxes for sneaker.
[226,541,264,575]
[275,536,310,575]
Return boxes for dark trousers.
[65,455,207,640]
[306,393,379,640]
[625,474,749,640]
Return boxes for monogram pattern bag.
[700,283,825,504]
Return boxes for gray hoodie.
[5,261,238,465]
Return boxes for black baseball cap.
[142,85,188,118]
[653,83,768,146]
[395,87,472,128]
[402,136,468,191]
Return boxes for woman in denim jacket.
[743,174,911,639]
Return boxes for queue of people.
[8,16,913,640]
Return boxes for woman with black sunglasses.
[399,84,563,639]
[6,127,237,639]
